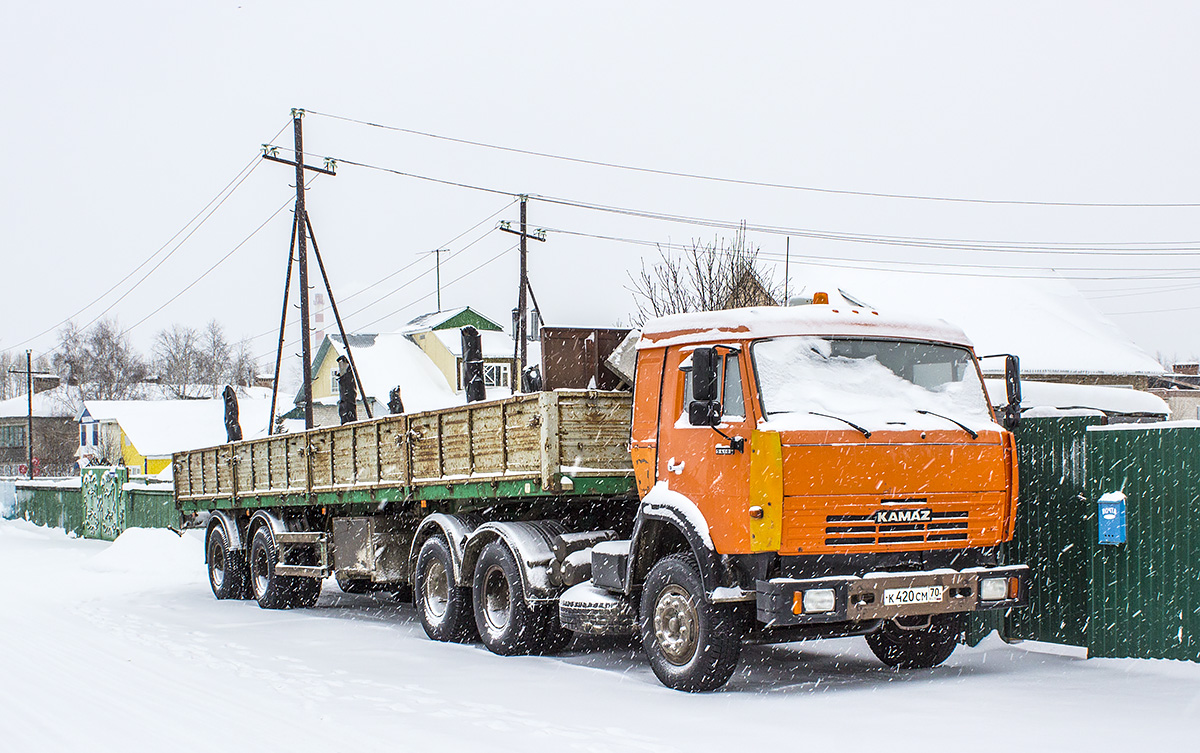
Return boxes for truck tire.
[472,540,550,656]
[416,536,476,643]
[249,527,321,610]
[535,605,575,655]
[866,613,964,669]
[639,553,742,692]
[207,524,251,600]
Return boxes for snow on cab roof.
[638,305,972,350]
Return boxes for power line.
[255,241,517,362]
[6,129,290,352]
[306,108,1200,209]
[542,225,1200,278]
[336,198,515,306]
[264,144,1200,253]
[242,201,514,349]
[357,243,517,330]
[532,194,1200,254]
[127,177,318,334]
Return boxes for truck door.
[658,347,753,554]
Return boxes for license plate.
[883,586,944,607]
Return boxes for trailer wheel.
[207,524,250,600]
[415,536,476,642]
[249,527,321,610]
[866,613,964,669]
[639,553,741,692]
[472,540,548,656]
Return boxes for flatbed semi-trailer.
[176,303,1030,691]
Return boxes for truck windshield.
[752,337,994,431]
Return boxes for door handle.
[667,457,685,475]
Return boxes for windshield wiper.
[916,409,978,440]
[808,411,871,438]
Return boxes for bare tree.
[53,319,148,400]
[153,324,205,399]
[628,232,781,326]
[197,320,232,397]
[229,338,259,388]
[0,350,13,400]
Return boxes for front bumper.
[756,564,1029,627]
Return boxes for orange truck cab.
[570,302,1028,690]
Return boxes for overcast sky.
[4,2,1199,383]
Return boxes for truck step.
[559,581,635,636]
[274,531,328,545]
[274,564,330,578]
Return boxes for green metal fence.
[14,480,85,536]
[1004,415,1101,646]
[14,469,177,540]
[1086,425,1200,662]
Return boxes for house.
[400,307,534,394]
[297,307,536,426]
[301,331,460,425]
[0,385,79,476]
[787,264,1165,381]
[1147,362,1200,420]
[78,389,275,474]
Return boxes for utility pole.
[428,248,449,311]
[261,109,336,430]
[784,236,790,304]
[25,350,32,480]
[499,196,546,392]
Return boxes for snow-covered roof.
[399,307,504,334]
[984,379,1169,417]
[639,305,972,350]
[431,329,540,363]
[82,391,277,457]
[787,265,1164,376]
[0,385,80,419]
[325,333,461,412]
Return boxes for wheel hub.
[251,546,270,599]
[423,559,450,619]
[210,542,225,589]
[482,564,512,631]
[653,584,699,666]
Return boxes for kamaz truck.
[175,302,1028,691]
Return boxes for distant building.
[788,265,1166,392]
[296,307,534,427]
[1148,363,1200,420]
[78,390,275,474]
[0,386,78,476]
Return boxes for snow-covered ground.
[2,518,1196,752]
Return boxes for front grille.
[825,510,969,546]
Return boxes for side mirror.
[689,399,723,427]
[691,347,719,402]
[1003,354,1021,430]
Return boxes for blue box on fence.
[1097,492,1127,546]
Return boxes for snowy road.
[2,519,1196,753]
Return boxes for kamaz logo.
[874,508,932,524]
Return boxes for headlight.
[980,577,1008,601]
[802,588,836,613]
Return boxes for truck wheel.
[866,613,965,669]
[207,524,250,600]
[416,536,476,642]
[535,605,575,655]
[249,527,321,610]
[639,554,741,692]
[472,540,547,656]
